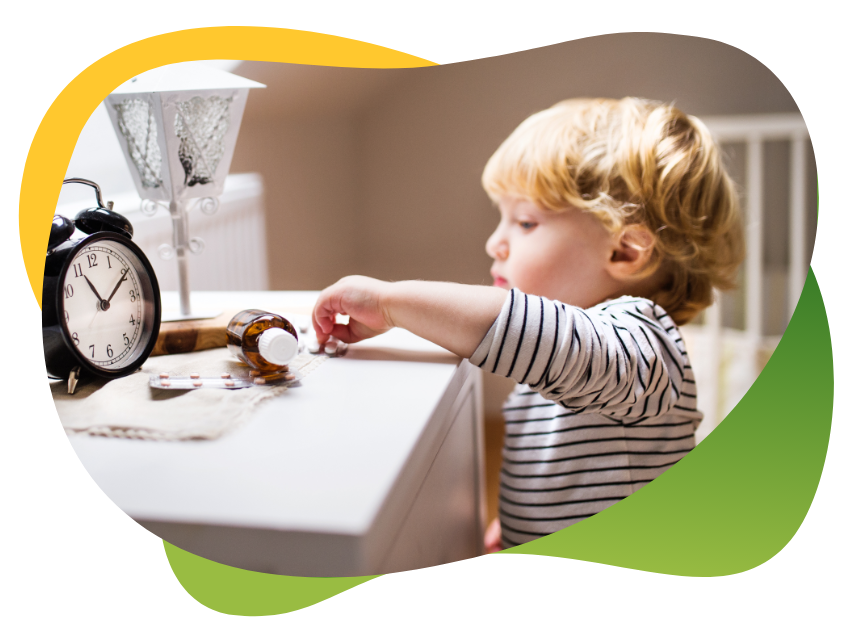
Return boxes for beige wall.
[231,33,808,290]
[228,34,815,416]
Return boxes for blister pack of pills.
[149,370,300,390]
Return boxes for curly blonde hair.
[482,97,745,325]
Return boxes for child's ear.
[607,224,657,279]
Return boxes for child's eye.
[518,221,537,230]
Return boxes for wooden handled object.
[150,306,312,356]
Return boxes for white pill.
[254,377,266,385]
[190,373,200,379]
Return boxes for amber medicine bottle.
[227,309,299,371]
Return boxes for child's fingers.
[320,323,348,343]
[312,276,387,344]
[329,320,381,344]
[312,291,342,340]
[312,313,334,343]
[313,311,367,345]
[314,327,331,345]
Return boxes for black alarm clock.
[43,178,162,393]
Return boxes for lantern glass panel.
[112,97,164,190]
[173,95,232,187]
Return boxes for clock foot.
[68,366,81,395]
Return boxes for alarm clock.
[43,178,162,393]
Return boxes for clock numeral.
[123,333,131,346]
[129,289,137,303]
[129,314,136,326]
[106,344,114,358]
[72,263,83,278]
[86,253,98,268]
[64,284,74,299]
[89,344,95,358]
[71,332,79,346]
[107,256,112,269]
[64,310,69,323]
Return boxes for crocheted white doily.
[51,348,328,441]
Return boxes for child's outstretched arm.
[312,276,508,357]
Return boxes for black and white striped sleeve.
[469,289,688,421]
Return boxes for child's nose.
[486,232,509,261]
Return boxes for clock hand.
[82,275,107,310]
[103,267,130,310]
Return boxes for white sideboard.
[66,291,486,577]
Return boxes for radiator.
[57,173,269,293]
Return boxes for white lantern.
[105,62,265,320]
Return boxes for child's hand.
[484,518,503,553]
[312,276,395,345]
[314,277,507,356]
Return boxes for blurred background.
[59,33,817,517]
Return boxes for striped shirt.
[470,289,702,549]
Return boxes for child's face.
[485,196,617,307]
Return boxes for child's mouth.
[492,274,508,288]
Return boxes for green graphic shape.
[165,542,378,616]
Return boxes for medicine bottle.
[227,309,299,371]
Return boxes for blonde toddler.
[312,98,745,551]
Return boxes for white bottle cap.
[257,328,298,365]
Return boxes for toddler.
[312,98,745,551]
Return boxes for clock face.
[60,240,150,372]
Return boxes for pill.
[160,381,171,388]
[325,340,338,356]
[220,372,231,379]
[284,374,295,381]
[159,372,169,379]
[224,380,235,387]
[190,373,200,379]
[192,380,203,387]
[307,340,322,354]
[254,377,266,385]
